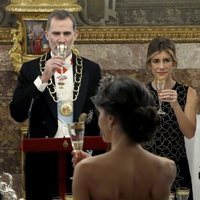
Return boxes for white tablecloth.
[185,115,200,200]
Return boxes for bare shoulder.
[151,156,176,200]
[75,153,108,174]
[159,157,176,177]
[154,156,177,187]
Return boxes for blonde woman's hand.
[159,89,178,107]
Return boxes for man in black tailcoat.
[10,9,101,200]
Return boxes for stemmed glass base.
[155,78,166,115]
[176,187,190,200]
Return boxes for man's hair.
[46,9,77,31]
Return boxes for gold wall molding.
[0,28,14,44]
[7,0,81,13]
[8,20,23,72]
[76,26,200,44]
[2,26,200,45]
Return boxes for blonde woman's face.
[149,51,175,80]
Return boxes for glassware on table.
[169,192,175,200]
[155,78,166,115]
[65,194,73,200]
[68,121,85,180]
[52,197,62,200]
[56,43,68,76]
[176,187,190,200]
[68,121,85,152]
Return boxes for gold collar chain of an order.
[39,51,83,102]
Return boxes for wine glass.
[68,122,85,180]
[169,193,175,200]
[56,43,68,77]
[68,122,85,152]
[176,187,190,200]
[155,78,166,115]
[57,42,67,58]
[52,197,62,200]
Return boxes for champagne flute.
[68,122,85,152]
[169,193,175,200]
[155,78,166,115]
[68,122,85,180]
[56,43,68,77]
[176,187,190,200]
[57,43,67,57]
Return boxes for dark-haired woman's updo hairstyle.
[93,75,160,143]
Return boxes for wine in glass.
[68,121,85,152]
[156,78,166,115]
[57,42,67,58]
[176,187,190,200]
[169,193,175,200]
[68,122,85,180]
[56,43,68,77]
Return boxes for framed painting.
[24,20,50,55]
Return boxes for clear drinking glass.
[52,197,62,200]
[155,78,166,115]
[176,187,190,200]
[68,121,85,152]
[68,121,85,180]
[169,193,175,200]
[65,194,73,200]
[56,43,68,76]
[57,42,67,58]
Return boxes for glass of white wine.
[56,42,68,77]
[176,187,190,200]
[155,78,166,115]
[68,121,85,152]
[57,42,67,58]
[169,193,175,200]
[68,122,85,180]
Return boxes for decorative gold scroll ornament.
[6,0,82,13]
[8,20,23,73]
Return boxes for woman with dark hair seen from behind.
[144,36,198,200]
[72,75,176,200]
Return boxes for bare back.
[72,145,176,200]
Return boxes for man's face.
[45,17,78,57]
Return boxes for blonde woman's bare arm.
[171,87,198,138]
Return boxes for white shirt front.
[34,52,73,138]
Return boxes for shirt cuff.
[34,76,48,92]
